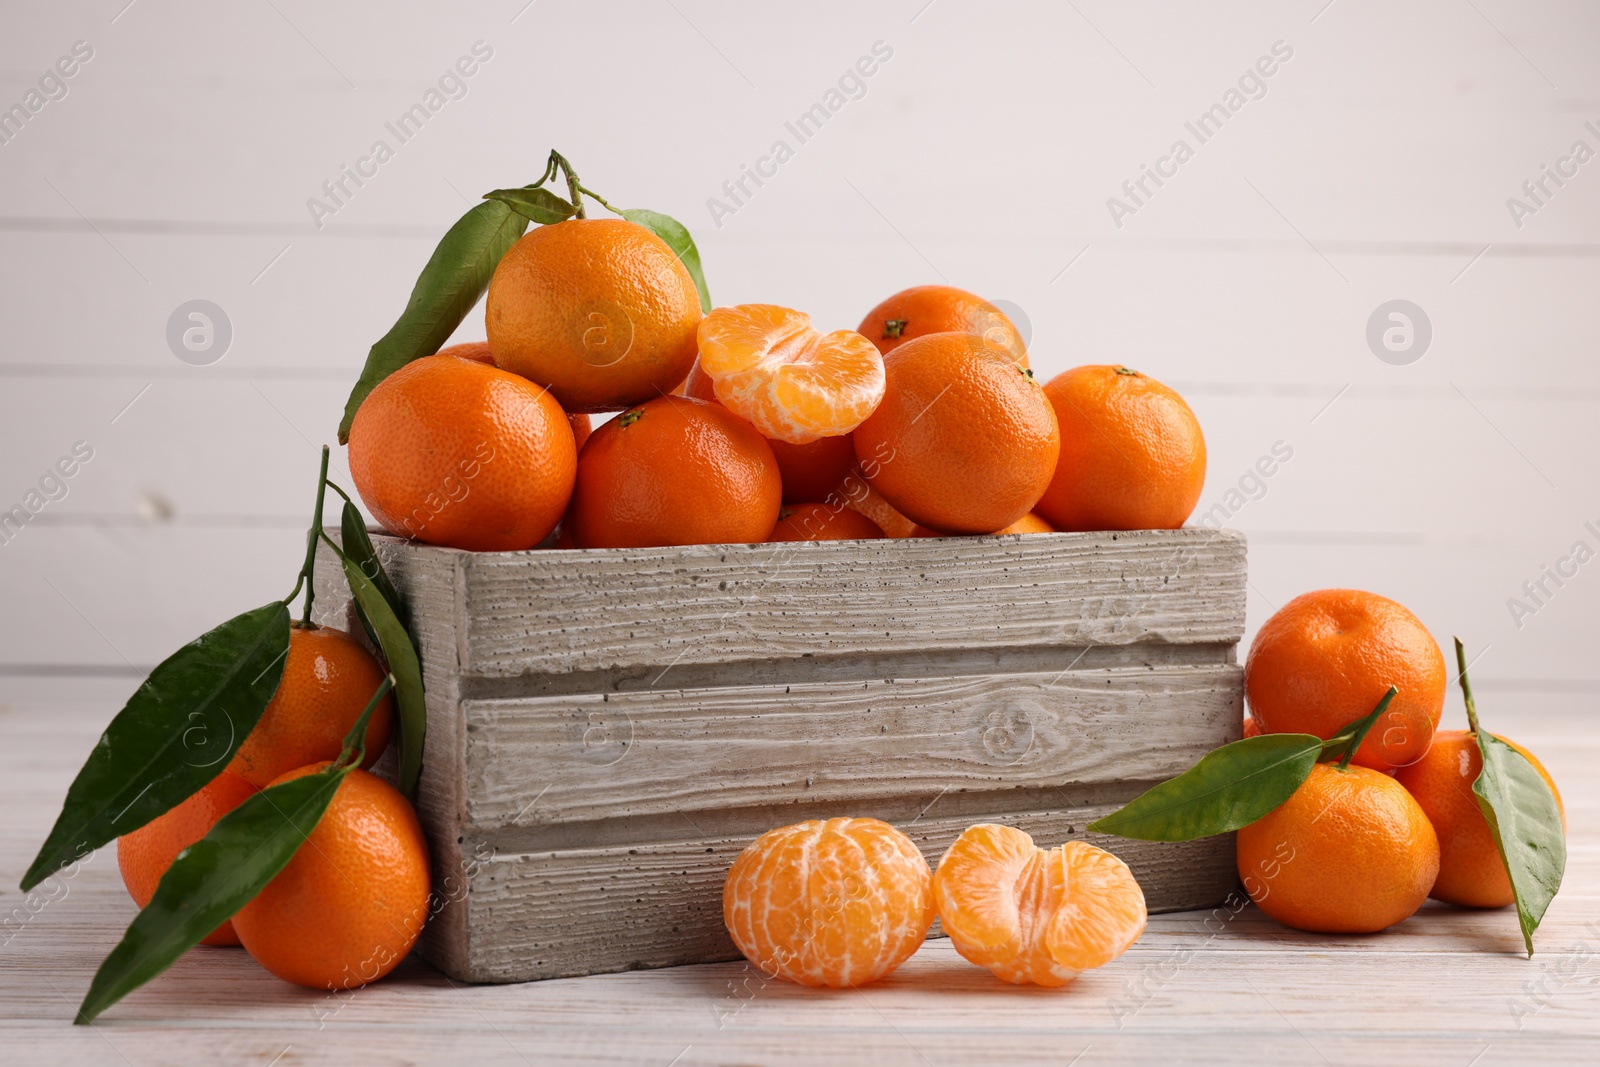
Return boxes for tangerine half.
[697,304,885,444]
[933,825,1146,987]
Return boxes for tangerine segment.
[723,817,934,988]
[934,825,1145,987]
[697,305,886,444]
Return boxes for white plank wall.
[2,3,1597,684]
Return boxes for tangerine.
[723,817,934,987]
[233,765,430,990]
[1237,763,1439,933]
[348,353,576,551]
[116,771,257,946]
[827,467,918,539]
[858,285,1027,367]
[486,218,701,412]
[909,513,1054,538]
[933,825,1146,987]
[1245,589,1446,771]
[768,503,885,542]
[227,623,393,788]
[566,395,781,548]
[852,333,1059,534]
[679,357,857,502]
[1034,365,1205,531]
[1395,730,1564,908]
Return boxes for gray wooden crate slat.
[362,529,1247,680]
[460,664,1242,838]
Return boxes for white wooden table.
[2,677,1594,1065]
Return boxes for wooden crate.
[311,528,1247,983]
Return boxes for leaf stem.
[338,674,394,769]
[298,446,332,626]
[549,150,586,219]
[323,478,356,508]
[1455,636,1483,735]
[1336,686,1398,771]
[576,183,623,215]
[527,155,558,191]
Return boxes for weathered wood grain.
[439,807,1239,984]
[460,664,1243,837]
[362,528,1247,682]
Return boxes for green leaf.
[340,500,405,651]
[1088,734,1323,842]
[76,761,351,1023]
[621,208,712,313]
[483,186,578,225]
[21,602,291,892]
[337,200,531,443]
[330,537,425,799]
[1473,732,1566,956]
[1453,636,1567,955]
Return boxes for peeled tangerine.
[934,825,1147,987]
[696,304,885,445]
[723,818,934,987]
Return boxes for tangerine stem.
[298,446,331,626]
[1455,637,1483,736]
[549,150,586,219]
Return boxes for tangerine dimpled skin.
[851,333,1060,534]
[1236,763,1440,934]
[1033,365,1206,532]
[347,354,577,552]
[1245,589,1447,771]
[566,395,781,548]
[723,818,934,987]
[233,766,431,990]
[117,771,258,945]
[1395,730,1564,908]
[486,218,702,413]
[226,624,393,789]
[933,825,1147,987]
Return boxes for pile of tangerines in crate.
[343,228,1206,554]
